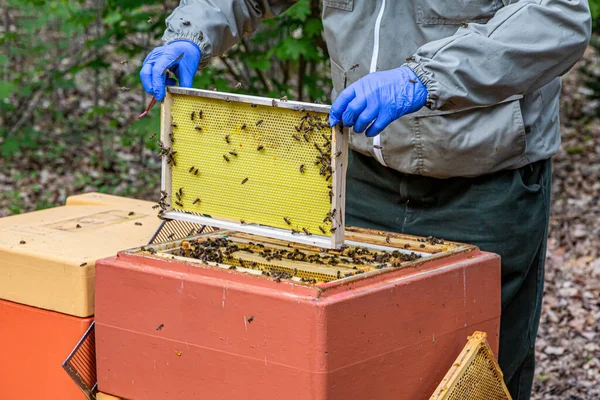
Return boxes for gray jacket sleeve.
[162,0,297,69]
[406,0,591,111]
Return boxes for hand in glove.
[140,40,201,101]
[329,66,428,137]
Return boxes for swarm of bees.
[158,98,340,236]
[163,236,423,283]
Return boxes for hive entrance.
[159,88,348,249]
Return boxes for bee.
[291,229,300,235]
[175,201,183,207]
[334,150,342,158]
[240,219,246,224]
[19,240,26,244]
[178,187,183,196]
[250,103,257,108]
[241,177,249,184]
[330,227,337,233]
[256,145,264,151]
[193,198,201,205]
[460,21,469,28]
[272,99,277,107]
[175,193,181,201]
[292,134,301,141]
[350,63,359,71]
[302,228,311,236]
[80,262,87,267]
[150,133,156,139]
[241,124,246,130]
[238,258,245,267]
[229,151,238,156]
[409,79,417,84]
[76,224,82,228]
[223,154,230,162]
[169,132,175,143]
[225,98,231,102]
[294,125,301,132]
[225,135,230,144]
[318,226,326,234]
[283,217,291,225]
[175,351,182,357]
[337,270,341,279]
[256,120,263,126]
[314,143,323,154]
[167,233,175,239]
[420,244,426,248]
[235,82,243,89]
[247,316,254,323]
[182,20,191,25]
[386,236,391,244]
[189,166,195,173]
[194,126,202,131]
[156,324,164,331]
[190,111,195,120]
[198,110,203,119]
[280,96,288,101]
[128,211,135,216]
[229,265,237,270]
[135,222,143,226]
[171,122,177,128]
[203,214,212,218]
[194,168,199,175]
[299,164,305,173]
[303,132,310,142]
[152,205,160,209]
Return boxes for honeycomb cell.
[167,93,334,236]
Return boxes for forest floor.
[1,53,599,398]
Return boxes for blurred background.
[0,1,598,398]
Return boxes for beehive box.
[0,193,159,400]
[158,87,347,249]
[95,227,501,400]
[0,192,160,316]
[0,299,93,400]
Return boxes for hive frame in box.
[159,87,348,249]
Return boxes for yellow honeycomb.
[168,93,333,236]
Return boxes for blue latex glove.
[329,66,428,137]
[140,40,201,101]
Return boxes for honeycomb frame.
[159,87,348,249]
[429,331,512,400]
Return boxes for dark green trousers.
[345,150,551,400]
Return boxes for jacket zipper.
[370,0,387,167]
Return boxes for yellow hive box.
[0,193,159,317]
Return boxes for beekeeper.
[140,1,591,398]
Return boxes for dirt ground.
[1,53,599,399]
[531,49,600,400]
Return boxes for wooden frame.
[159,87,348,249]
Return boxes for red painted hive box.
[95,227,501,400]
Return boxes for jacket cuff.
[162,31,213,70]
[405,58,442,111]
